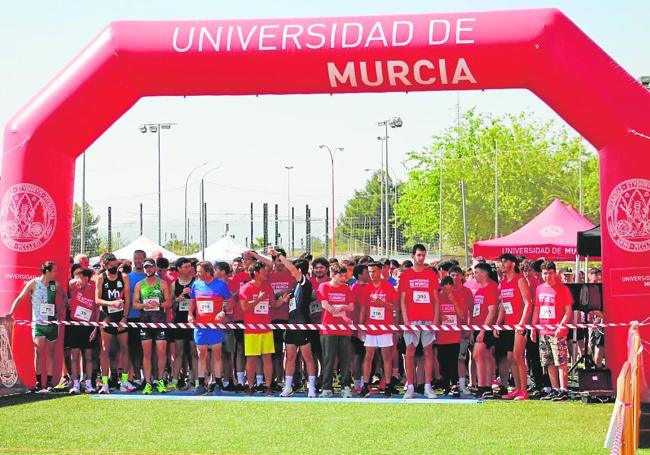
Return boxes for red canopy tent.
[472,199,596,260]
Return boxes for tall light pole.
[319,145,344,258]
[80,152,86,254]
[377,137,385,255]
[377,117,403,257]
[285,165,294,252]
[200,166,221,258]
[184,161,208,253]
[140,122,176,244]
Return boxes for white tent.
[190,236,247,262]
[90,235,179,264]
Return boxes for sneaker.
[319,389,334,398]
[193,384,208,396]
[271,381,283,393]
[481,390,496,399]
[234,384,245,393]
[496,386,508,397]
[280,386,293,398]
[386,384,399,396]
[415,384,425,395]
[514,391,529,401]
[223,383,236,392]
[341,386,353,398]
[460,387,473,397]
[142,382,153,395]
[307,388,317,398]
[36,386,52,394]
[69,385,81,394]
[120,380,136,393]
[98,384,110,395]
[502,390,520,400]
[84,382,96,394]
[541,390,559,401]
[360,385,371,398]
[54,376,70,391]
[403,387,415,399]
[213,383,223,396]
[424,388,438,399]
[29,384,42,394]
[264,386,273,397]
[447,387,461,398]
[156,380,167,394]
[166,381,177,392]
[179,381,193,392]
[551,391,569,402]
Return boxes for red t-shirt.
[69,283,97,322]
[453,286,473,325]
[350,281,367,325]
[224,278,240,320]
[398,267,440,322]
[359,280,398,335]
[317,282,353,336]
[471,281,499,325]
[239,281,275,334]
[499,274,526,325]
[229,271,250,322]
[269,270,294,321]
[535,282,573,336]
[437,290,462,344]
[194,295,225,325]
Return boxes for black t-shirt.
[288,274,312,324]
[100,272,125,317]
[173,277,195,323]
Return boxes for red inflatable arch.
[3,8,650,387]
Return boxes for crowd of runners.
[6,244,604,401]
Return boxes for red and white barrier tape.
[9,319,645,332]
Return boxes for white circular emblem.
[0,183,57,252]
[606,178,650,252]
[539,225,564,238]
[0,325,18,388]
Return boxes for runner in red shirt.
[532,261,573,401]
[522,258,548,397]
[449,265,473,395]
[229,255,250,391]
[436,276,465,396]
[497,254,532,400]
[350,264,370,393]
[398,244,440,399]
[318,262,354,398]
[358,262,399,397]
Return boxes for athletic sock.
[85,379,92,388]
[236,372,245,385]
[308,376,316,390]
[424,383,433,393]
[256,375,264,386]
[35,374,42,387]
[121,372,129,383]
[73,379,80,388]
[285,376,293,389]
[46,375,53,387]
[407,384,414,391]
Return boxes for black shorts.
[272,319,288,346]
[64,325,98,350]
[571,328,588,341]
[140,328,167,342]
[100,311,127,336]
[496,330,515,356]
[285,329,315,347]
[169,328,193,342]
[350,336,366,356]
[473,330,495,348]
[233,321,245,344]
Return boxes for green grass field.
[0,394,636,454]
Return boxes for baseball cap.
[143,259,156,268]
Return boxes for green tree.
[164,239,199,256]
[395,109,599,254]
[71,202,102,256]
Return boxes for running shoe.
[415,384,425,395]
[69,385,81,394]
[84,381,96,394]
[307,388,317,398]
[514,391,529,401]
[447,386,461,398]
[319,389,334,398]
[120,380,136,393]
[264,386,273,397]
[360,385,371,398]
[424,388,438,399]
[142,382,153,395]
[166,381,177,392]
[156,379,167,394]
[29,384,42,394]
[502,390,520,400]
[403,387,415,399]
[234,384,245,393]
[213,383,223,396]
[280,386,293,398]
[341,386,353,398]
[460,387,473,397]
[540,390,559,401]
[223,383,236,392]
[98,384,110,395]
[551,391,569,402]
[385,384,400,396]
[193,384,208,396]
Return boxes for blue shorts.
[194,328,224,346]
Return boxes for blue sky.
[1,1,649,249]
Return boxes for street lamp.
[285,165,294,253]
[184,161,208,253]
[377,116,403,257]
[140,122,176,244]
[319,145,344,258]
[199,166,221,258]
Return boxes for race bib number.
[178,300,190,312]
[107,303,122,314]
[74,306,92,322]
[472,304,480,318]
[309,300,321,315]
[442,314,457,325]
[369,306,385,321]
[289,297,296,313]
[254,301,269,315]
[502,302,513,315]
[40,303,55,317]
[539,305,555,320]
[198,300,214,314]
[413,291,430,304]
[143,298,160,312]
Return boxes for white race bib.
[442,314,457,325]
[502,302,514,315]
[309,300,321,315]
[198,300,214,314]
[413,291,430,304]
[178,299,190,312]
[143,297,160,312]
[539,305,556,320]
[369,306,385,321]
[107,303,122,314]
[40,303,55,317]
[289,297,297,312]
[254,300,269,315]
[74,306,92,322]
[472,304,480,318]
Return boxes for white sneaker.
[84,381,96,394]
[319,389,334,398]
[280,386,293,398]
[341,386,352,398]
[460,387,473,397]
[424,388,438,399]
[98,384,110,394]
[120,380,136,393]
[308,388,317,398]
[69,385,81,394]
[403,387,415,399]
